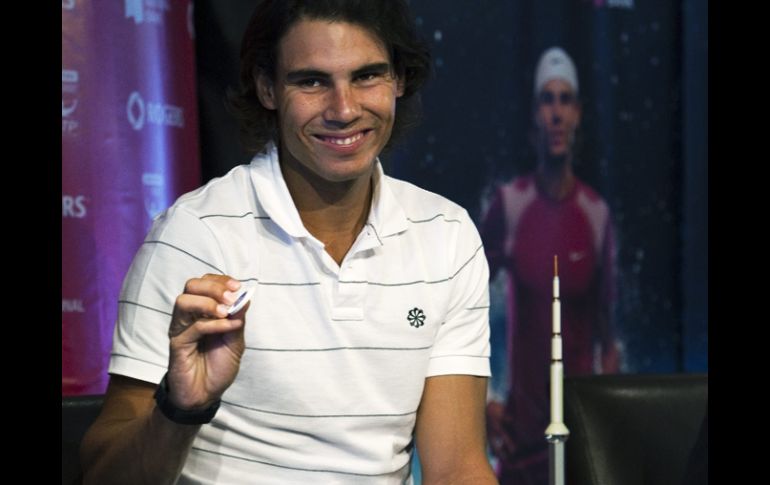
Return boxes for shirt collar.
[367,161,409,242]
[249,142,409,245]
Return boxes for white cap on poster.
[534,47,579,96]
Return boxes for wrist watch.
[154,373,221,425]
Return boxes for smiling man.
[80,1,496,484]
[480,47,622,484]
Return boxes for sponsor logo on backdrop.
[127,91,145,130]
[62,117,79,135]
[62,195,88,219]
[584,0,634,8]
[62,69,80,135]
[187,1,195,39]
[127,91,185,131]
[142,172,165,219]
[62,99,78,117]
[62,70,79,84]
[62,0,75,10]
[125,0,170,25]
[62,299,85,313]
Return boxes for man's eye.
[539,92,554,105]
[298,79,323,88]
[356,72,382,83]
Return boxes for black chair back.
[564,373,707,485]
[62,395,104,485]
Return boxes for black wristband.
[153,373,220,425]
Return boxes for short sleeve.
[108,205,227,385]
[426,210,491,377]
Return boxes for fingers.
[181,314,245,340]
[176,292,228,319]
[169,275,245,339]
[184,274,241,305]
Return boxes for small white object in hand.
[227,286,255,316]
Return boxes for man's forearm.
[423,466,499,485]
[81,405,200,485]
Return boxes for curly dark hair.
[226,0,432,154]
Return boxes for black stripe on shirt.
[221,399,418,419]
[245,345,433,352]
[190,446,412,477]
[142,240,224,274]
[428,354,489,360]
[338,244,484,286]
[237,278,321,286]
[109,353,167,369]
[118,300,173,317]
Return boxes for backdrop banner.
[62,0,201,395]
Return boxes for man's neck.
[535,155,575,201]
[279,155,374,266]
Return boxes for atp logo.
[62,99,78,118]
[62,69,80,135]
[407,308,426,328]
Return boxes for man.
[480,47,621,484]
[80,1,497,484]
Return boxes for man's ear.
[396,76,405,98]
[256,73,276,110]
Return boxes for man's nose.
[324,84,361,126]
[550,105,563,125]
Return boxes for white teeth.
[327,132,363,146]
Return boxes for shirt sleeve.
[108,205,227,385]
[426,209,491,378]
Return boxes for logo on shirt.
[407,308,426,328]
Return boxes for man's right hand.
[80,273,249,485]
[166,274,249,411]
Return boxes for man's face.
[257,19,404,185]
[534,79,581,160]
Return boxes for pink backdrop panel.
[62,0,201,395]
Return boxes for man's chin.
[315,158,376,184]
[543,153,569,169]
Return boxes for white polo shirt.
[110,145,491,484]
